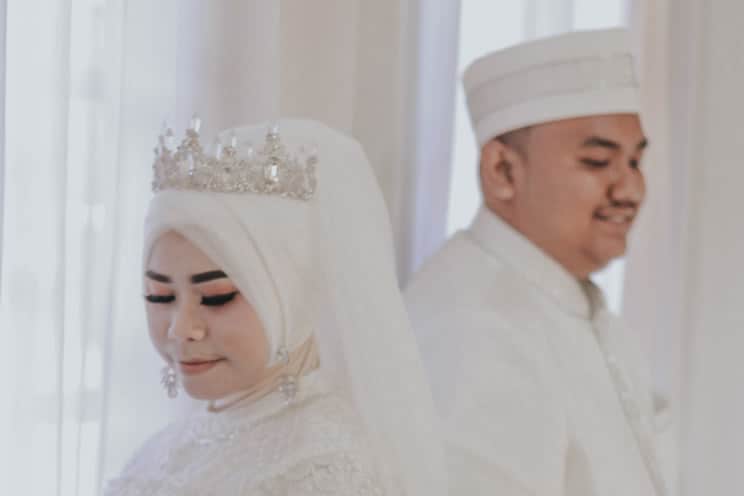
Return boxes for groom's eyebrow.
[191,270,228,284]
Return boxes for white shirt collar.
[467,206,592,319]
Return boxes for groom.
[406,29,666,495]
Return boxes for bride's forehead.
[148,231,221,273]
[152,230,197,253]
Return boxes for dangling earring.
[161,364,178,398]
[276,347,298,404]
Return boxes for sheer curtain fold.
[278,0,413,277]
[0,0,6,291]
[400,0,461,280]
[622,2,681,492]
[625,1,744,494]
[1,1,77,494]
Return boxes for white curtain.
[277,0,413,279]
[624,0,744,494]
[397,0,462,279]
[0,1,412,494]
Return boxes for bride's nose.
[168,299,207,341]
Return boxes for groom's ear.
[480,138,519,204]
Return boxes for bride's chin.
[181,380,227,401]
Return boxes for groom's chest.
[536,304,655,495]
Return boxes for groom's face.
[487,114,648,278]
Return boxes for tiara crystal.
[152,116,317,200]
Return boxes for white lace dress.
[105,373,387,496]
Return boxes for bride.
[105,118,445,495]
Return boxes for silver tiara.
[152,116,317,201]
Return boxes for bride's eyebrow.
[191,270,228,284]
[145,270,171,283]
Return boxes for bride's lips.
[178,358,225,375]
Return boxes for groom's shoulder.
[406,231,505,294]
[405,230,528,315]
[405,231,548,345]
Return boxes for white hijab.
[143,118,446,496]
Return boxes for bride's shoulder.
[255,393,388,495]
[103,419,187,494]
[261,392,371,456]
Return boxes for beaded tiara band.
[152,116,317,201]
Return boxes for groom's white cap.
[464,28,641,146]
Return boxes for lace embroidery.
[104,393,386,496]
[257,452,385,496]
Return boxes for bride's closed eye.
[201,291,239,307]
[145,294,175,304]
[144,291,239,307]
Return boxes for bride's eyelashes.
[201,291,239,307]
[145,294,175,304]
[144,291,239,307]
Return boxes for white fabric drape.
[0,0,5,280]
[0,1,414,494]
[624,0,744,494]
[278,0,413,278]
[622,1,680,493]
